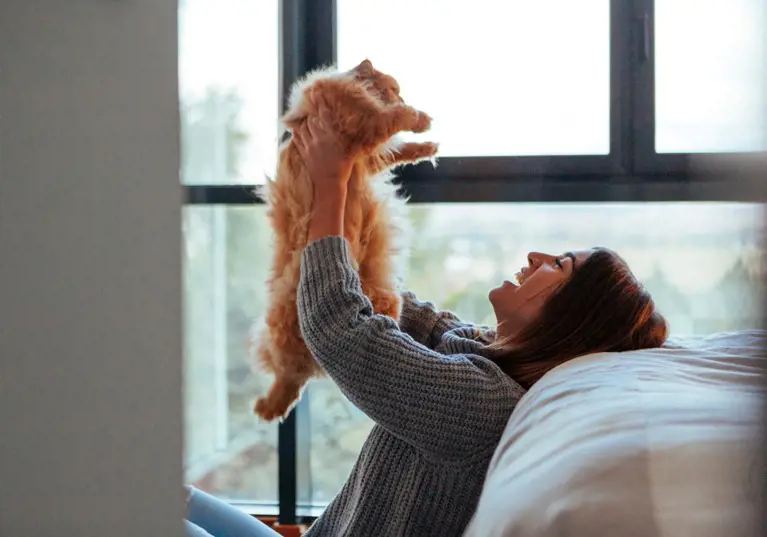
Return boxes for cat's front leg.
[386,141,439,165]
[353,106,433,153]
[397,105,432,133]
[366,142,439,174]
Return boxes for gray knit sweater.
[298,236,526,537]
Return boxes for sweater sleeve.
[297,236,521,461]
[398,291,474,349]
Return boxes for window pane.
[655,0,766,153]
[299,202,764,507]
[179,0,278,185]
[337,1,610,157]
[183,205,278,504]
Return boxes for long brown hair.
[489,248,669,389]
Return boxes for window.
[180,0,279,505]
[183,206,278,505]
[179,0,279,186]
[182,0,765,523]
[655,0,766,153]
[396,203,764,334]
[337,0,611,157]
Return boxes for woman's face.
[489,249,594,336]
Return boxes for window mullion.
[631,0,660,173]
[276,0,302,526]
[611,0,638,176]
[277,0,337,526]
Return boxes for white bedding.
[463,330,766,537]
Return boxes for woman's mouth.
[516,267,530,285]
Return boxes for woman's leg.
[185,486,281,537]
[185,520,214,537]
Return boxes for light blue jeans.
[184,486,281,537]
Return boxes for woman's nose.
[528,252,553,267]
[528,252,543,267]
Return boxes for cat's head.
[352,59,405,105]
[281,59,403,131]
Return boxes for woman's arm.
[296,110,470,351]
[298,237,523,461]
[399,292,474,349]
[293,113,521,460]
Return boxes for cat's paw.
[254,396,286,422]
[412,110,432,133]
[399,141,438,162]
[417,142,439,158]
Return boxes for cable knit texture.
[298,236,526,537]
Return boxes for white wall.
[0,1,184,536]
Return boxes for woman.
[185,109,669,537]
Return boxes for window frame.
[631,0,765,176]
[182,0,765,525]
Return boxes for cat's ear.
[353,59,375,76]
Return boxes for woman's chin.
[488,285,503,301]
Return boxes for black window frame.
[183,0,765,524]
[631,0,766,178]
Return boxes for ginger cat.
[253,59,438,421]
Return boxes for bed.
[463,330,766,537]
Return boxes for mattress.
[463,330,766,537]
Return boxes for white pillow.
[463,330,766,537]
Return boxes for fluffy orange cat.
[252,59,438,421]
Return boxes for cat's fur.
[253,59,438,421]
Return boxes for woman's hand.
[293,105,354,193]
[293,105,354,243]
